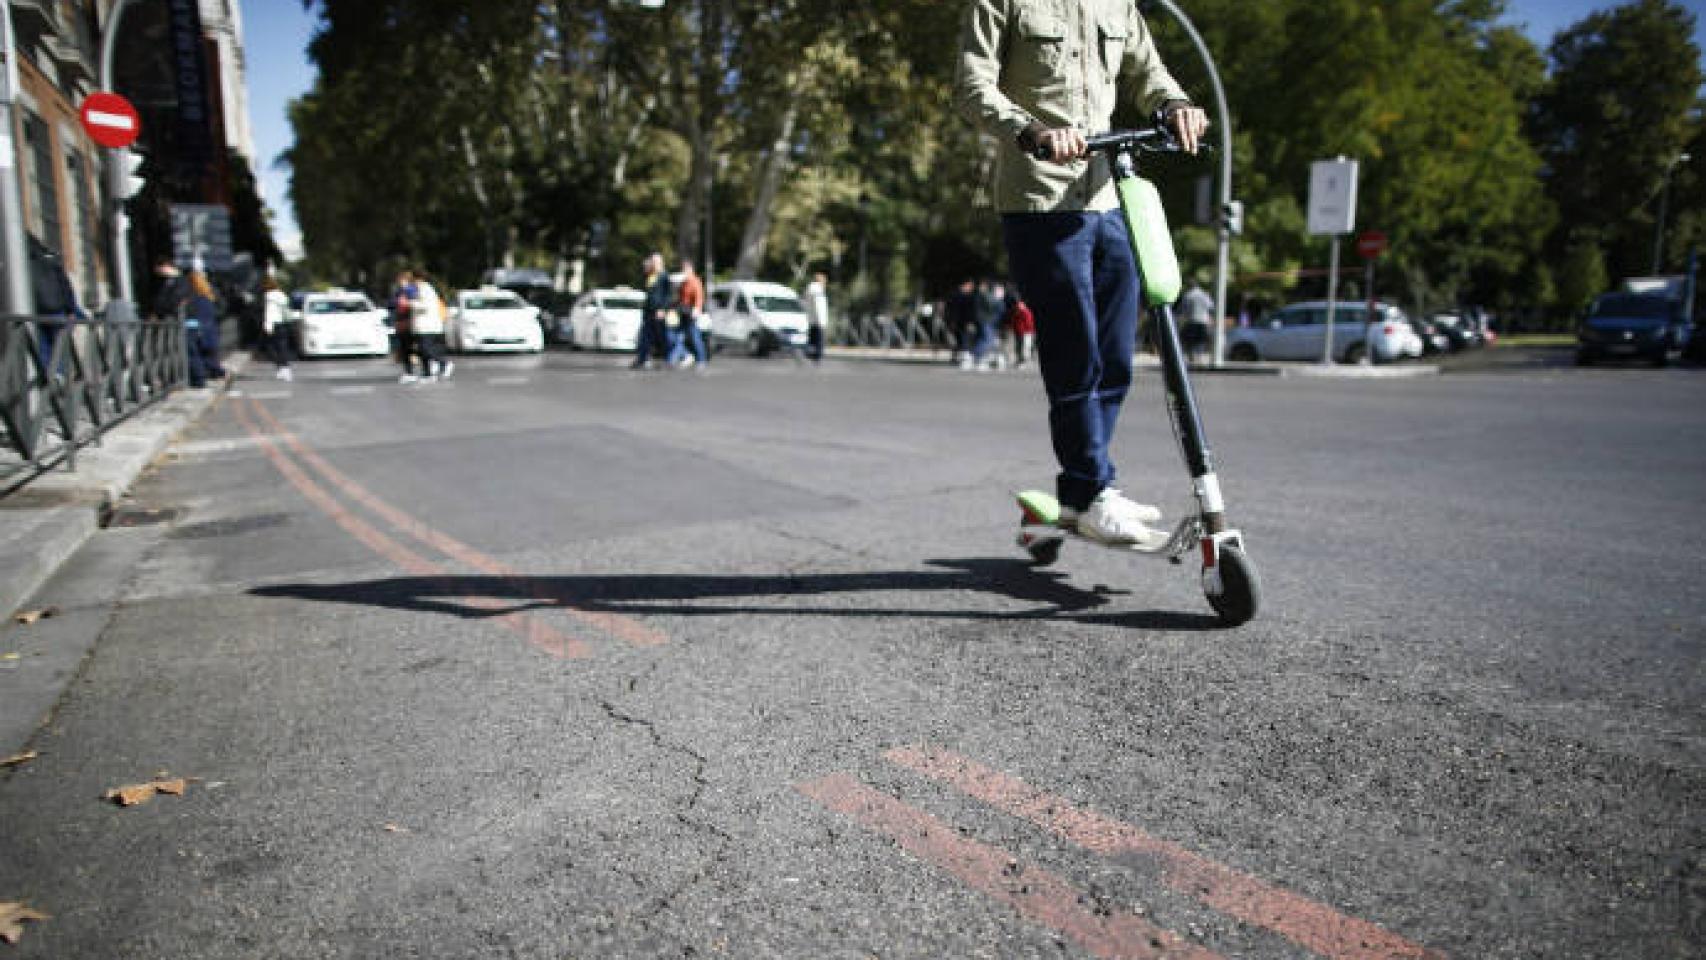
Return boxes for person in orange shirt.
[674,257,708,368]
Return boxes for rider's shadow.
[250,558,1223,631]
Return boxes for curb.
[0,357,245,622]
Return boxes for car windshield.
[465,295,525,310]
[1590,295,1670,319]
[752,295,805,314]
[308,298,373,314]
[599,294,645,311]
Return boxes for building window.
[23,112,61,255]
[67,149,98,302]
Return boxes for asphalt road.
[1,348,1702,958]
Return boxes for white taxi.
[295,290,391,358]
[448,287,545,353]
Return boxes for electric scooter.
[1014,125,1261,626]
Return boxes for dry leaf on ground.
[0,901,49,944]
[105,783,159,806]
[103,775,195,806]
[12,608,58,625]
[0,751,39,769]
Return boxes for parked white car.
[1227,300,1419,363]
[568,288,646,351]
[294,290,390,358]
[448,288,544,353]
[707,281,809,356]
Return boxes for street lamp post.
[0,1,34,314]
[1652,152,1691,276]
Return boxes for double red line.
[231,396,667,659]
[799,745,1444,960]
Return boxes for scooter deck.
[1015,489,1174,553]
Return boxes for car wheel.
[1228,343,1259,363]
[1342,342,1366,364]
[748,332,765,357]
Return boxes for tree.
[1530,0,1705,283]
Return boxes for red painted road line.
[233,400,589,659]
[246,400,667,649]
[885,745,1444,960]
[797,773,1223,960]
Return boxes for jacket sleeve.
[954,0,1035,145]
[1120,4,1189,118]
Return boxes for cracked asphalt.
[0,350,1701,958]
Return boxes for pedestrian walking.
[675,258,708,368]
[392,271,419,383]
[151,257,187,322]
[957,0,1207,544]
[185,269,226,388]
[1179,279,1214,363]
[972,280,1006,369]
[946,277,978,368]
[1009,297,1036,368]
[261,275,294,381]
[632,253,672,370]
[803,272,829,363]
[26,235,82,378]
[411,271,452,381]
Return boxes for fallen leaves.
[0,902,48,944]
[103,774,195,807]
[11,607,58,625]
[0,750,38,769]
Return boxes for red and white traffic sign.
[1356,230,1388,260]
[79,92,140,149]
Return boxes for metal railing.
[0,301,186,483]
[832,308,956,353]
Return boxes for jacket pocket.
[1099,15,1127,73]
[1017,9,1067,71]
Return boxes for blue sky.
[237,1,1705,262]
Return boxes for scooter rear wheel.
[1207,545,1261,626]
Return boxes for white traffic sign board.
[1308,157,1359,236]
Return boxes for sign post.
[1308,158,1359,363]
[1357,230,1386,365]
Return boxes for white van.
[706,281,809,357]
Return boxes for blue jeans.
[1002,210,1140,511]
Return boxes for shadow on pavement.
[250,557,1224,632]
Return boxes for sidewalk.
[0,356,244,622]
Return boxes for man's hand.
[1167,105,1210,154]
[1030,126,1087,163]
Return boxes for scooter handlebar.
[1030,125,1204,161]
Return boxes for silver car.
[1228,300,1418,363]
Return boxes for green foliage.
[283,0,1703,324]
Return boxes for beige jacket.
[955,0,1188,213]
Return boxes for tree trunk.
[732,95,801,280]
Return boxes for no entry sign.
[80,92,140,149]
[1356,230,1388,260]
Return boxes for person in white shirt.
[803,272,829,363]
[410,272,453,381]
[261,275,293,381]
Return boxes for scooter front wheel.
[1207,545,1261,626]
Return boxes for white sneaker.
[439,361,455,381]
[276,367,293,381]
[399,373,418,384]
[675,354,697,369]
[1061,488,1163,545]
